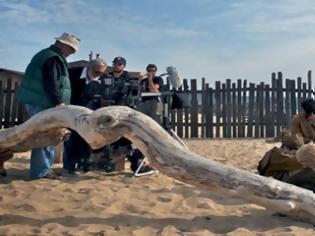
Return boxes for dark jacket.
[17,44,71,108]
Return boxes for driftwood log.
[0,105,314,225]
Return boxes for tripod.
[133,92,188,177]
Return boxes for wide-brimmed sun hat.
[55,32,80,52]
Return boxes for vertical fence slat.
[226,79,232,138]
[201,78,206,138]
[265,84,272,137]
[176,85,183,138]
[302,82,307,100]
[297,77,302,113]
[254,84,261,138]
[232,83,237,138]
[4,79,13,128]
[222,83,227,138]
[205,85,213,138]
[215,81,221,138]
[259,82,264,137]
[208,87,214,138]
[0,81,4,128]
[290,80,297,116]
[285,79,291,128]
[10,82,19,127]
[247,83,255,137]
[276,74,284,136]
[270,73,276,137]
[237,79,242,137]
[241,80,247,138]
[190,79,198,138]
[183,79,190,138]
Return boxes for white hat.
[55,32,80,51]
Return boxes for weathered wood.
[270,74,276,137]
[11,82,19,127]
[183,79,190,138]
[254,84,260,138]
[276,74,284,136]
[176,85,184,138]
[215,81,221,138]
[241,80,247,137]
[237,79,242,138]
[232,83,237,138]
[297,77,302,113]
[222,83,227,138]
[265,84,272,137]
[247,83,255,137]
[285,79,291,128]
[4,79,12,128]
[0,105,314,225]
[190,79,198,138]
[259,82,264,137]
[302,82,308,100]
[226,79,232,138]
[201,78,206,138]
[290,80,297,116]
[0,80,4,128]
[204,85,213,138]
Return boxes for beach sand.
[0,139,314,236]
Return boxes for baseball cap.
[113,57,126,65]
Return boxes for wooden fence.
[170,71,313,138]
[0,78,25,128]
[0,71,313,139]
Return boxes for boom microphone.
[166,66,182,90]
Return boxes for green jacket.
[16,44,71,108]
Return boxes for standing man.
[16,32,80,179]
[137,64,163,124]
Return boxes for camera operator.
[63,58,107,174]
[109,57,129,81]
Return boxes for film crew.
[16,32,80,179]
[81,57,153,174]
[63,59,107,174]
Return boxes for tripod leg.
[169,129,189,149]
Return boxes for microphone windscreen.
[166,66,182,89]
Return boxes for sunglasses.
[94,71,104,75]
[147,69,156,72]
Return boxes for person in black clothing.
[128,64,163,174]
[81,57,153,174]
[63,59,107,174]
[137,64,163,124]
[109,57,129,81]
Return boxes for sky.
[1,0,315,87]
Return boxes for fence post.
[190,79,198,138]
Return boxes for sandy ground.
[0,139,314,236]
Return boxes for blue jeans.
[25,104,55,179]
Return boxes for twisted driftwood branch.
[0,105,314,225]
